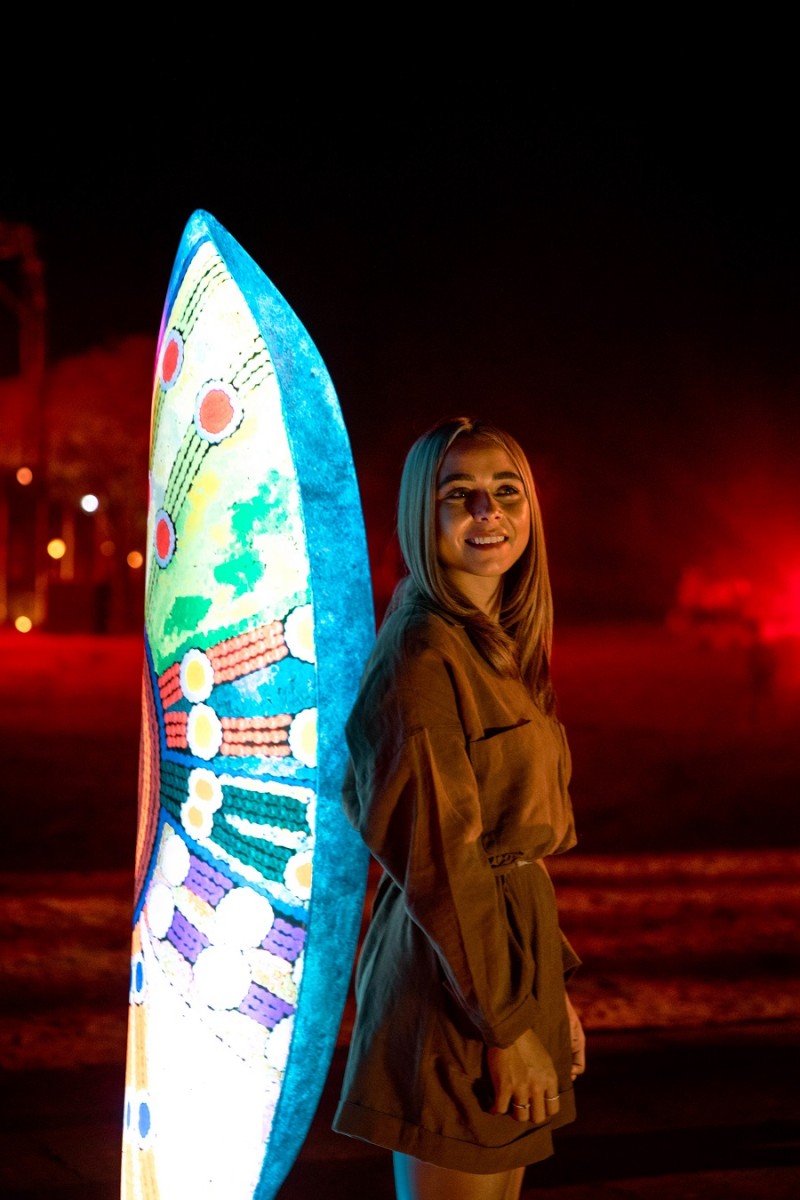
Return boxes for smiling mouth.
[466,535,507,546]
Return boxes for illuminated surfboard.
[122,209,374,1199]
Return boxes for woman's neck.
[445,571,502,621]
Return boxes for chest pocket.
[469,716,565,857]
[468,719,534,828]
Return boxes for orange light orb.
[127,550,144,569]
[47,538,67,560]
[14,616,33,633]
[16,467,33,486]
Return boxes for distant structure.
[666,564,758,650]
[0,220,46,422]
[0,221,47,626]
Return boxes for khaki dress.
[333,601,580,1174]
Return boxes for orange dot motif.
[154,510,175,568]
[160,330,184,389]
[194,380,243,444]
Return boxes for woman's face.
[435,439,531,613]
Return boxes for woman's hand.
[487,1029,559,1126]
[566,992,586,1080]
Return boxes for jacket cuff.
[481,993,541,1048]
[560,929,581,981]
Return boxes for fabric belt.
[486,852,537,877]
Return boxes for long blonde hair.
[393,416,555,712]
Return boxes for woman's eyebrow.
[437,471,523,487]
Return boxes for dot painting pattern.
[122,212,373,1200]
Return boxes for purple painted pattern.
[186,856,234,906]
[238,982,295,1030]
[167,909,210,962]
[262,917,306,963]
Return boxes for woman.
[333,417,584,1200]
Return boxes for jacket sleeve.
[560,930,582,981]
[344,640,542,1048]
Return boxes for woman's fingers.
[566,994,586,1079]
[570,1028,585,1078]
[488,1031,561,1123]
[508,1082,560,1125]
[533,1085,559,1126]
[571,1027,586,1078]
[571,1050,585,1079]
[543,1090,561,1122]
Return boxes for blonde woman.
[334,417,584,1200]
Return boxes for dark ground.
[1,624,799,1197]
[4,1023,800,1199]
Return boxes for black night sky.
[3,87,799,619]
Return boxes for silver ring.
[545,1095,559,1104]
[511,1102,531,1110]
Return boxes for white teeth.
[468,536,506,545]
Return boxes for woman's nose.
[468,490,499,519]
